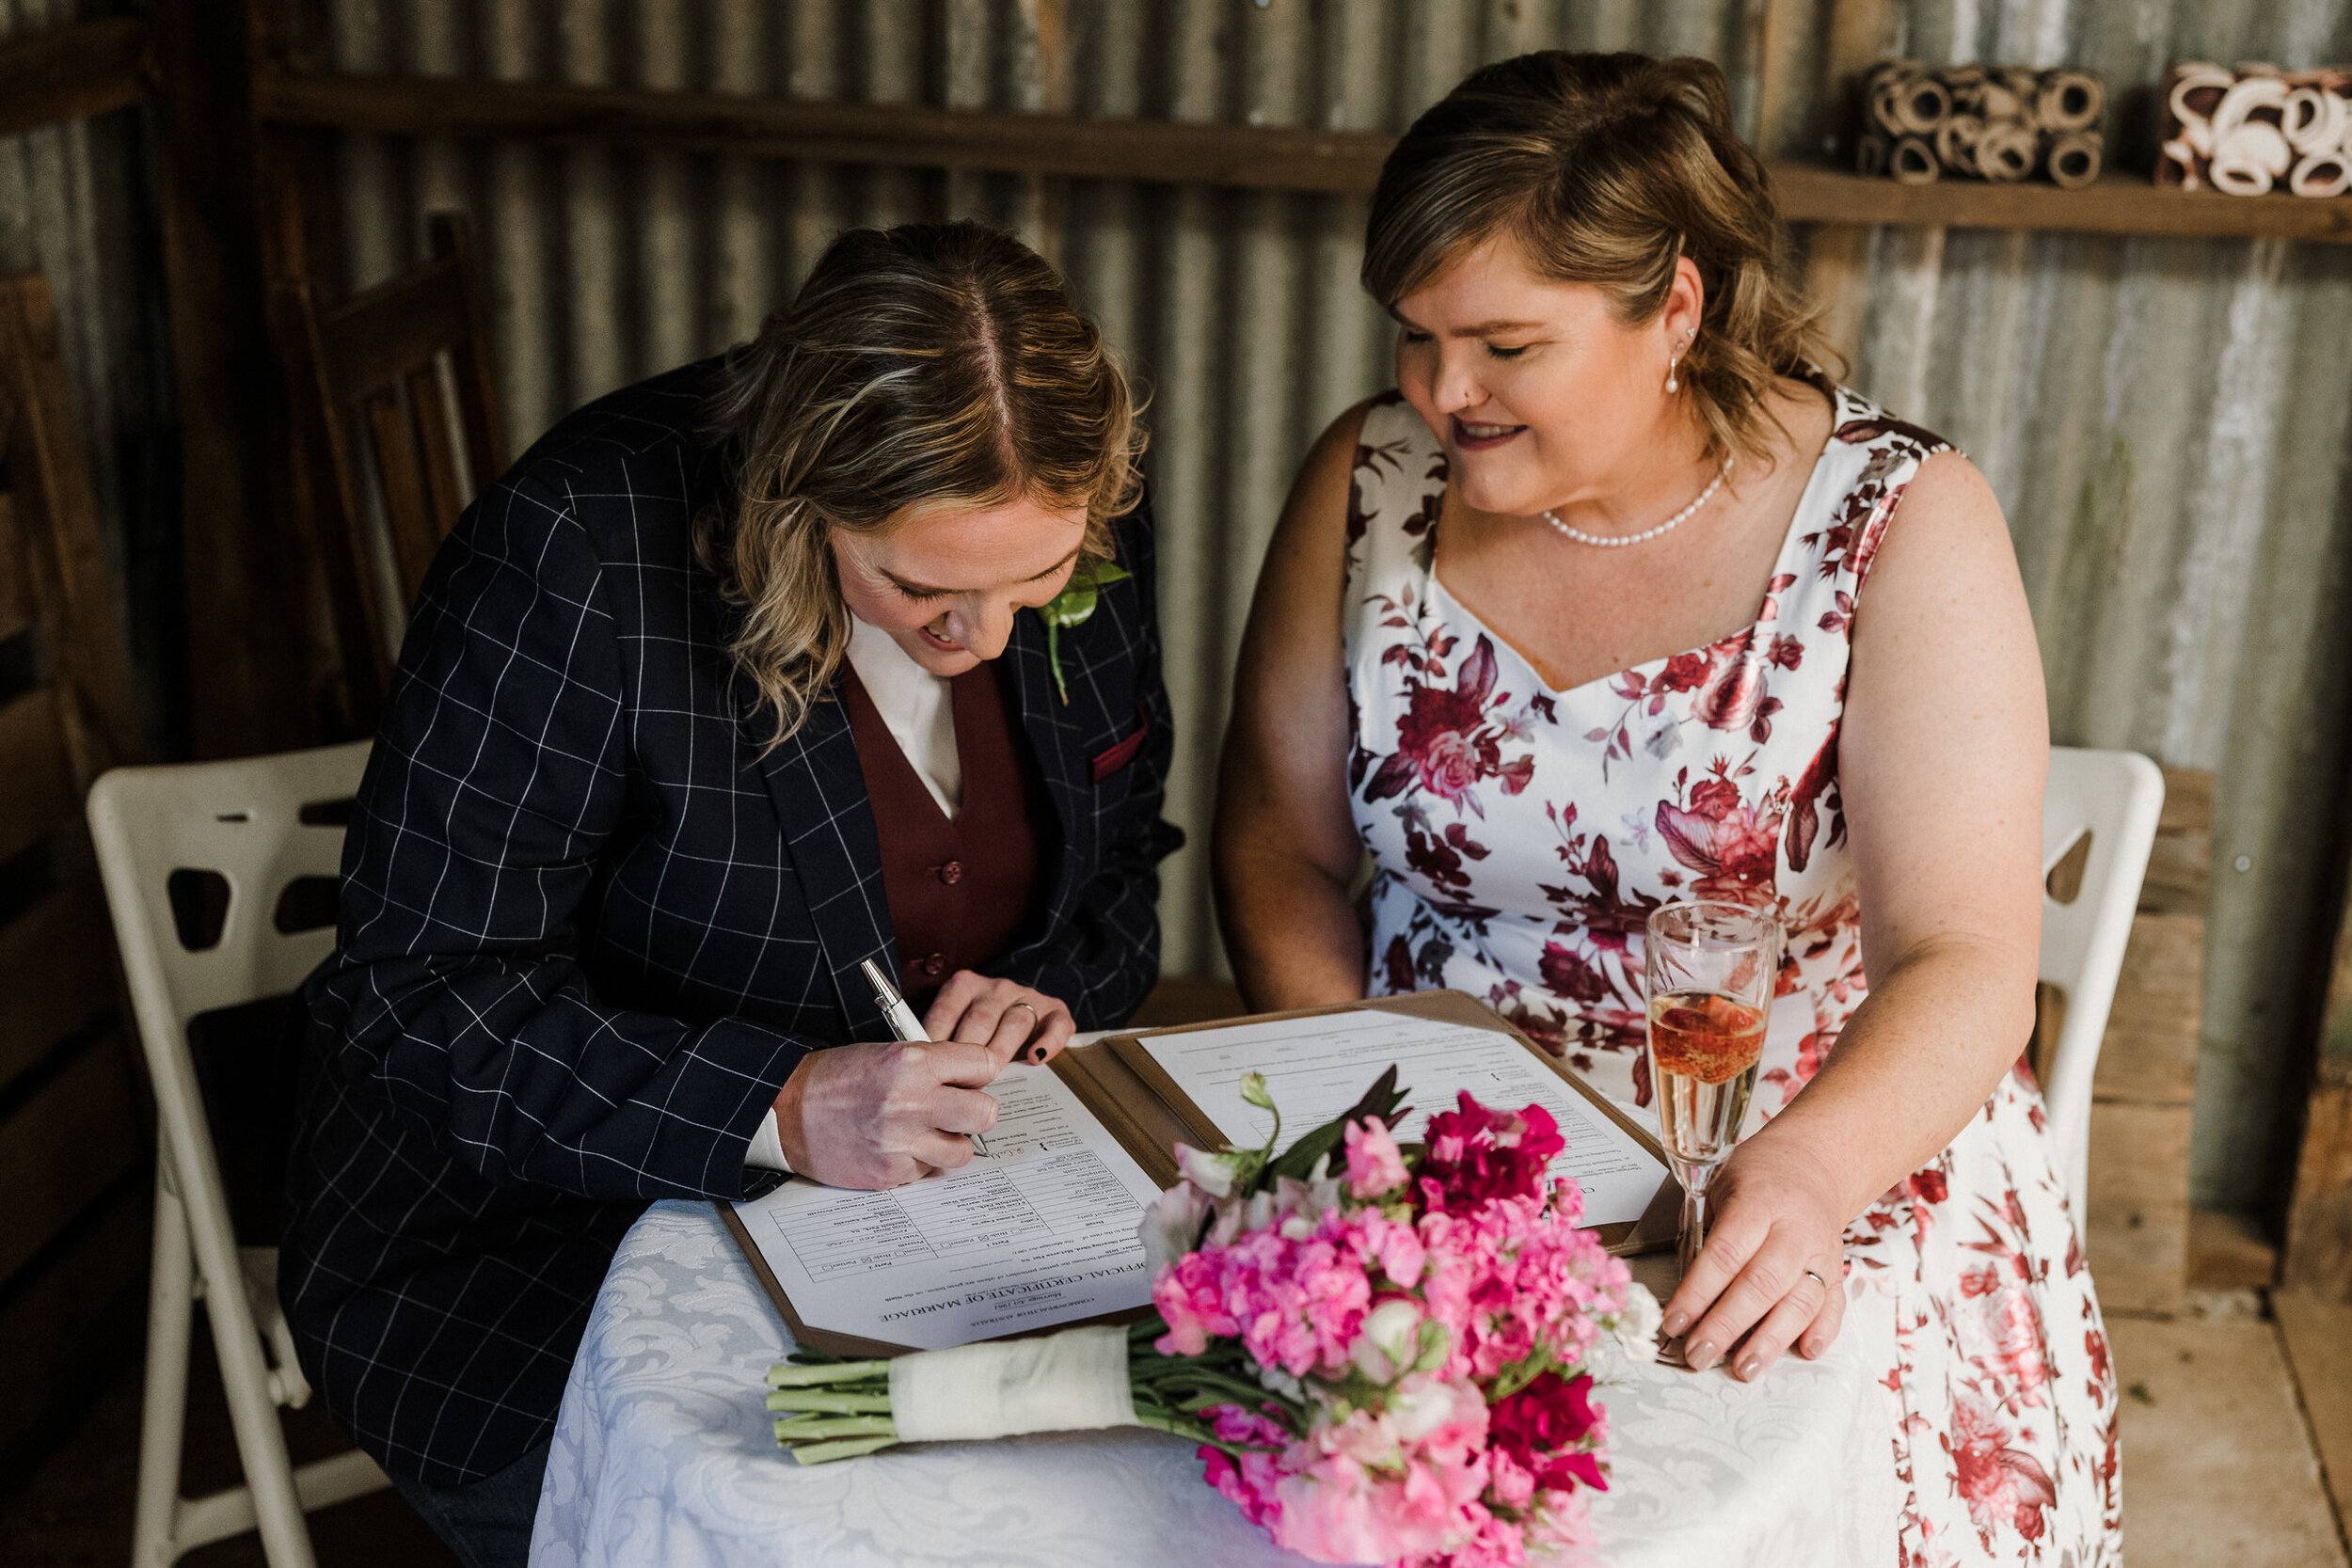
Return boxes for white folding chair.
[2037,746,2167,1218]
[87,740,388,1568]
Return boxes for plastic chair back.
[87,740,377,1568]
[88,742,372,1044]
[2037,747,2166,1217]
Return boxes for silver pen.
[860,958,989,1157]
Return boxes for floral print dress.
[1343,382,2122,1566]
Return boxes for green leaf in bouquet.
[1037,558,1133,704]
[1264,1063,1411,1185]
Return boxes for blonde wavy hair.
[700,221,1141,746]
[1361,52,1828,467]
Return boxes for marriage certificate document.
[1126,1008,1667,1228]
[730,1063,1163,1352]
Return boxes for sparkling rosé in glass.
[1643,902,1782,1276]
[1647,991,1767,1168]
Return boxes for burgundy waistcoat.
[839,660,1051,1011]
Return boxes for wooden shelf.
[0,16,149,139]
[255,70,1397,196]
[246,66,2352,245]
[1770,162,2352,245]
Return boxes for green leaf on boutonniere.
[1037,558,1132,704]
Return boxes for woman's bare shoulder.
[1880,448,2009,565]
[1851,447,2030,665]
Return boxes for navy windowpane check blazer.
[281,359,1184,1487]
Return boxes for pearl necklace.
[1542,455,1735,548]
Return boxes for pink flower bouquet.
[766,1069,1660,1568]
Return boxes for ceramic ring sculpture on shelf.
[2159,62,2352,198]
[1855,58,2106,189]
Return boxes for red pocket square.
[1089,705,1150,783]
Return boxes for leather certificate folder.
[722,990,1677,1357]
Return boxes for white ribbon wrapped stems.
[888,1323,1138,1442]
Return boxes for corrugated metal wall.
[313,0,2352,1212]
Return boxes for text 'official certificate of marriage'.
[733,1064,1163,1352]
[1135,1010,1666,1228]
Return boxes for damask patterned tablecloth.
[532,1201,1898,1568]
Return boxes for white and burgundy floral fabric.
[1343,380,2122,1566]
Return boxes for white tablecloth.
[532,1201,1898,1568]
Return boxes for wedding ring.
[1006,1001,1039,1022]
[1802,1268,1829,1291]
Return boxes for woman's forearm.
[1213,838,1367,1011]
[1744,936,2038,1221]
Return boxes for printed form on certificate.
[735,1063,1163,1351]
[1136,1009,1665,1227]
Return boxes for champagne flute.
[1644,900,1782,1278]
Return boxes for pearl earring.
[1665,330,1693,394]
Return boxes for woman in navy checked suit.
[282,222,1182,1564]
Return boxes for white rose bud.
[1613,1282,1664,1364]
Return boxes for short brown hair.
[701,220,1141,745]
[1362,52,1822,466]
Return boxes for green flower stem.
[765,1389,894,1415]
[767,1359,890,1388]
[1131,1362,1291,1413]
[773,1415,898,1441]
[1488,1347,1553,1402]
[788,1435,901,1465]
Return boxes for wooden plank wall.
[2080,768,2212,1314]
[0,276,150,1469]
[2286,864,2352,1295]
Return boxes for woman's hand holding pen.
[771,1037,1004,1189]
[923,971,1075,1066]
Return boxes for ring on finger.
[1802,1267,1829,1291]
[1006,1001,1039,1022]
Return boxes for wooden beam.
[257,63,2352,247]
[1774,164,2352,245]
[150,0,332,757]
[0,16,150,138]
[256,67,1397,195]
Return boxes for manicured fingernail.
[1662,1311,1690,1338]
[1687,1338,1716,1370]
[1738,1354,1761,1379]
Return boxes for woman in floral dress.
[1216,52,2120,1565]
